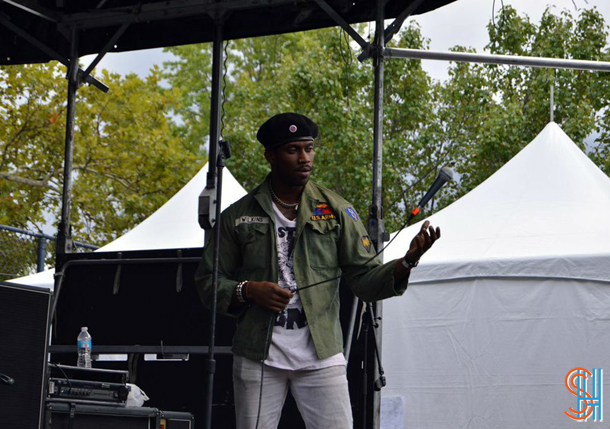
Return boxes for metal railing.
[0,224,98,281]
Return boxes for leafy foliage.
[165,24,439,231]
[0,63,202,246]
[3,5,610,259]
[164,6,610,232]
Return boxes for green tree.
[164,7,610,233]
[5,3,610,275]
[457,6,610,190]
[164,23,437,232]
[403,5,610,212]
[0,62,202,249]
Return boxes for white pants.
[233,356,353,429]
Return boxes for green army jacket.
[195,178,409,361]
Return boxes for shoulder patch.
[361,236,372,253]
[345,207,359,222]
[235,216,270,227]
[310,203,336,221]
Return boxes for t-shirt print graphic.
[275,225,307,330]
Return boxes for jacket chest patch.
[311,203,336,221]
[235,216,270,226]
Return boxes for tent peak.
[385,117,610,283]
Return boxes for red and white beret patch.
[289,124,297,133]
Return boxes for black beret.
[257,112,319,151]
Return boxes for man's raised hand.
[404,220,441,265]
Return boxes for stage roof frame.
[0,0,456,66]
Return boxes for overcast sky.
[82,0,610,82]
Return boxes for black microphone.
[408,166,454,222]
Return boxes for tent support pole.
[550,69,555,122]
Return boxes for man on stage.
[196,112,440,428]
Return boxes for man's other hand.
[248,281,293,313]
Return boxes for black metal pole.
[46,26,80,421]
[202,21,224,429]
[343,293,360,360]
[203,151,225,429]
[51,27,79,325]
[55,27,79,263]
[367,303,386,391]
[361,306,370,429]
[370,0,385,251]
[203,22,224,246]
[51,27,79,333]
[367,1,386,428]
[37,237,46,273]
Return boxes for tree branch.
[72,164,136,191]
[0,172,53,188]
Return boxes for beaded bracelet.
[236,280,249,304]
[244,281,251,302]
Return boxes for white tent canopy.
[10,163,247,290]
[381,123,610,428]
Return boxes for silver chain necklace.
[268,181,299,211]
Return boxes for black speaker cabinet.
[0,281,51,429]
[45,402,194,429]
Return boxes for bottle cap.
[81,327,88,331]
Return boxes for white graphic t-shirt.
[265,203,345,370]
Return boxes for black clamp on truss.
[311,0,427,63]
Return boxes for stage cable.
[388,165,438,219]
[252,168,452,424]
[297,204,421,292]
[253,210,423,426]
[220,39,230,139]
[50,362,72,391]
[255,315,275,429]
[339,27,354,111]
[491,0,505,33]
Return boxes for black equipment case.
[45,401,194,429]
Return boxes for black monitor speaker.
[0,281,51,429]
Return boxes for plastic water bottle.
[77,327,92,368]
